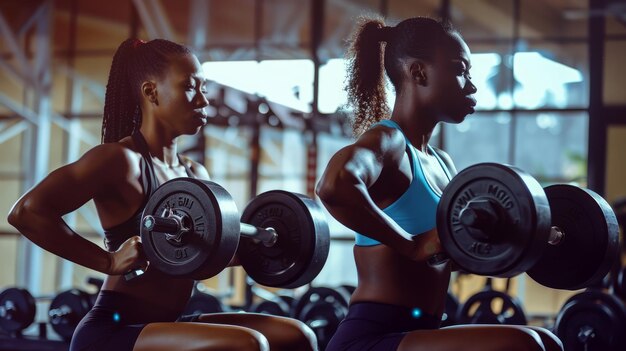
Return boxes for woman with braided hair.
[8,38,316,351]
[316,17,563,351]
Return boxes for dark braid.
[102,39,192,143]
[345,16,458,137]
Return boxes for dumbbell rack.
[0,278,102,351]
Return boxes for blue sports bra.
[354,119,452,246]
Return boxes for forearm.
[9,210,111,274]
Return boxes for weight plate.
[528,185,620,290]
[141,178,240,280]
[616,266,626,301]
[437,163,551,277]
[183,292,227,315]
[0,287,36,334]
[48,289,92,341]
[292,287,349,351]
[456,289,527,325]
[239,191,330,288]
[250,300,289,316]
[555,290,626,351]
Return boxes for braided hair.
[102,39,192,143]
[345,16,458,137]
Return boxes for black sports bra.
[103,132,194,251]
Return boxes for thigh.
[196,312,316,351]
[398,325,546,351]
[133,322,268,351]
[70,309,145,351]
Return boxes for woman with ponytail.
[9,38,316,351]
[316,17,562,351]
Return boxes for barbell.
[436,163,619,290]
[127,178,330,289]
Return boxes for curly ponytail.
[345,17,390,137]
[102,39,192,143]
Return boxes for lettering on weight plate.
[451,188,476,232]
[268,207,283,218]
[175,248,188,260]
[487,184,514,209]
[177,196,194,210]
[194,215,205,232]
[469,241,492,255]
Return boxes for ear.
[141,81,159,105]
[409,60,428,86]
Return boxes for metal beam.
[587,0,607,195]
[132,0,175,40]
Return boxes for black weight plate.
[528,185,620,290]
[339,285,356,296]
[616,266,626,301]
[0,287,36,334]
[142,178,240,280]
[183,292,226,315]
[250,300,290,316]
[239,191,330,288]
[457,290,527,325]
[300,300,346,350]
[293,287,349,351]
[437,163,551,277]
[48,289,92,341]
[555,290,626,351]
[292,287,350,320]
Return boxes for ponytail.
[345,17,390,137]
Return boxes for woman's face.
[425,33,477,124]
[153,53,210,136]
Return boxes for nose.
[466,79,477,94]
[196,92,210,109]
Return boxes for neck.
[138,125,179,166]
[390,95,438,152]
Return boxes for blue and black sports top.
[354,119,453,246]
[103,132,194,251]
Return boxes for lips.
[465,96,477,107]
[193,112,208,125]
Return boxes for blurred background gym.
[0,0,625,350]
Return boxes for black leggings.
[70,290,184,351]
[325,301,441,351]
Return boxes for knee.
[275,318,318,351]
[506,328,546,351]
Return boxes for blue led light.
[113,312,121,323]
[411,308,422,319]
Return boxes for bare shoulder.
[354,123,407,164]
[179,155,210,180]
[430,146,457,176]
[68,142,142,183]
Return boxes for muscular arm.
[7,144,136,274]
[316,126,440,261]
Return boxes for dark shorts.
[70,290,185,351]
[325,301,441,351]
